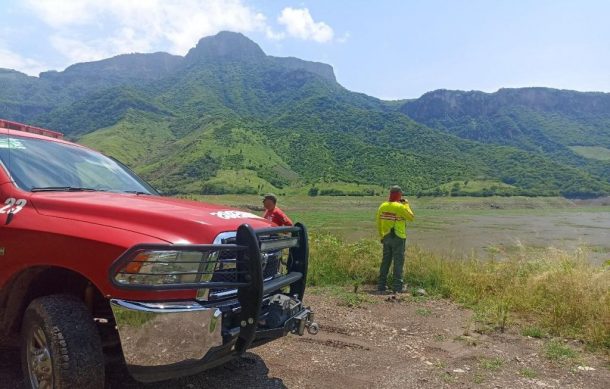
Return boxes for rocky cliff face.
[401,87,610,119]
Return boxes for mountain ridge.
[0,31,608,198]
[399,87,610,181]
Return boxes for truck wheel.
[20,294,104,389]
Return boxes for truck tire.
[20,294,104,389]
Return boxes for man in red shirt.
[262,193,293,226]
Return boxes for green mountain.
[0,32,608,198]
[400,88,610,148]
[399,88,610,184]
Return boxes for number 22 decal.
[0,198,27,214]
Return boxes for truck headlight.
[114,249,216,287]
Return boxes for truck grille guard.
[208,228,297,299]
[109,222,311,352]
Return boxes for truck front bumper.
[108,222,316,383]
[110,294,315,383]
[109,299,223,382]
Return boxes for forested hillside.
[1,32,608,198]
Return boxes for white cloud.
[14,1,339,72]
[25,0,275,63]
[265,27,286,41]
[49,36,110,64]
[0,45,47,76]
[49,26,157,64]
[23,0,98,28]
[277,7,334,43]
[154,0,269,53]
[337,32,351,44]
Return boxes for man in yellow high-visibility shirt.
[376,185,415,293]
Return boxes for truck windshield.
[0,135,157,194]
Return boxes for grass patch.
[519,367,538,379]
[522,326,544,338]
[193,194,591,241]
[479,357,504,371]
[473,372,485,384]
[544,340,578,362]
[569,146,610,161]
[321,285,374,308]
[454,335,478,346]
[308,234,380,286]
[308,233,610,351]
[440,372,456,383]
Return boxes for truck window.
[0,134,156,194]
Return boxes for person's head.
[263,193,277,210]
[389,185,402,202]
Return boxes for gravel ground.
[2,288,608,388]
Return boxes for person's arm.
[400,201,415,222]
[282,211,293,226]
[276,208,293,226]
[376,205,383,240]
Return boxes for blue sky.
[1,0,609,99]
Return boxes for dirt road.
[2,289,608,388]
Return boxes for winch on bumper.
[108,223,317,383]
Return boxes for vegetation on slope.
[2,32,609,197]
[309,233,610,350]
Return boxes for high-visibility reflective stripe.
[377,200,414,240]
[380,212,404,221]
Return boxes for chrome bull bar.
[109,222,315,382]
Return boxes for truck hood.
[30,192,273,244]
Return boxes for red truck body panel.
[0,122,274,301]
[0,120,316,385]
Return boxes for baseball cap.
[263,193,277,202]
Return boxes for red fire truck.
[0,119,317,388]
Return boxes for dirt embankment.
[1,289,608,388]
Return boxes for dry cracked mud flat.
[1,289,608,388]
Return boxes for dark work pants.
[378,231,406,292]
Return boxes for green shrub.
[308,233,610,350]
